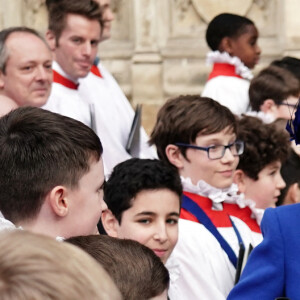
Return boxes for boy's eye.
[137,219,151,224]
[166,218,178,225]
[208,145,222,153]
[249,39,257,46]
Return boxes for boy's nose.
[100,198,108,211]
[221,147,235,163]
[277,174,286,190]
[153,225,168,243]
[256,44,261,55]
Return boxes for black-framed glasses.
[175,140,244,160]
[279,102,298,109]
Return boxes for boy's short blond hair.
[0,230,121,300]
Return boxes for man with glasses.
[149,95,262,300]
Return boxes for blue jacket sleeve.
[227,208,285,299]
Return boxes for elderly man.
[0,27,52,116]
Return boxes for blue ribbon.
[182,195,244,268]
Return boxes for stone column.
[131,0,163,133]
[0,0,23,28]
[283,0,300,56]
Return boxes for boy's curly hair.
[237,116,290,180]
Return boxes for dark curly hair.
[236,116,290,180]
[104,158,182,223]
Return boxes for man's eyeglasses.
[175,140,244,160]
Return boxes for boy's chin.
[211,179,234,190]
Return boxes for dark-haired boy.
[233,116,289,211]
[149,95,262,299]
[0,106,107,238]
[202,13,261,115]
[101,158,182,265]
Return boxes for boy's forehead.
[238,24,258,39]
[129,189,180,210]
[196,126,236,141]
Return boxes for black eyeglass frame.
[279,102,298,109]
[175,140,244,160]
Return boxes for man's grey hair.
[0,27,49,73]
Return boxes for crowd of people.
[0,1,299,299]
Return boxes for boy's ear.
[260,99,276,114]
[219,37,233,54]
[233,169,247,194]
[165,144,185,169]
[101,209,119,238]
[45,29,56,51]
[47,186,69,217]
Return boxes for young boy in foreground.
[149,95,262,300]
[0,106,107,238]
[101,158,182,265]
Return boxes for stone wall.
[1,0,300,133]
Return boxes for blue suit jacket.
[228,203,300,300]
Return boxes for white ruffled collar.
[244,110,275,124]
[0,211,16,231]
[181,177,263,224]
[206,50,253,80]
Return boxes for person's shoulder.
[264,204,300,226]
[271,203,300,215]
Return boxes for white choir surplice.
[166,178,263,300]
[202,51,253,116]
[42,61,92,128]
[78,62,157,177]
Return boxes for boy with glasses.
[149,95,262,300]
[248,65,299,123]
